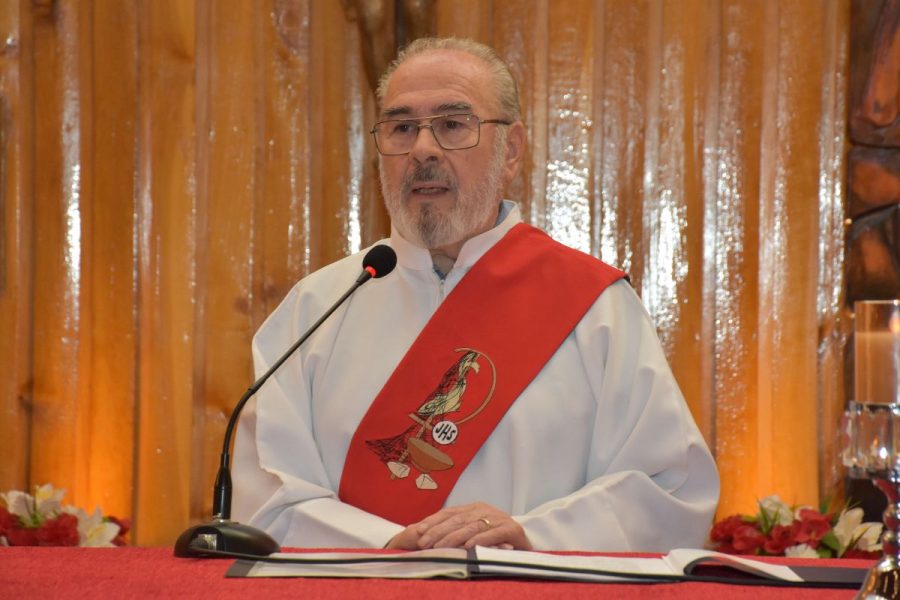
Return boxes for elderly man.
[233,37,719,552]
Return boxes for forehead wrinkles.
[381,51,500,117]
[382,102,473,119]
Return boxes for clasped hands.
[385,501,532,551]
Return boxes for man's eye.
[440,118,465,130]
[390,122,416,135]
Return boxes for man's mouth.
[409,182,451,196]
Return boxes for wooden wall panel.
[30,0,90,503]
[594,1,650,281]
[543,0,594,253]
[697,0,723,447]
[709,0,766,516]
[256,0,313,321]
[490,0,547,226]
[435,0,492,41]
[756,0,823,505]
[652,0,715,441]
[355,34,390,251]
[816,1,850,507]
[0,0,30,491]
[134,0,198,545]
[337,4,378,255]
[194,0,260,525]
[87,0,138,519]
[614,0,713,435]
[1,0,857,544]
[309,0,355,267]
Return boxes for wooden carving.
[848,0,900,302]
[846,0,900,519]
[342,0,436,94]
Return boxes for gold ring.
[478,517,492,530]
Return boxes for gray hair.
[376,37,521,122]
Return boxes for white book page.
[233,546,804,583]
[242,548,469,579]
[473,546,678,582]
[663,549,802,582]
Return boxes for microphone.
[174,244,397,557]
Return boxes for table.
[0,546,874,599]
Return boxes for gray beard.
[380,141,507,249]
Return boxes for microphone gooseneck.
[174,245,397,558]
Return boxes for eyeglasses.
[370,113,511,156]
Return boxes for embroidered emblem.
[365,347,496,490]
[431,421,458,445]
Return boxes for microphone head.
[362,245,397,279]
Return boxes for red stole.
[338,223,625,525]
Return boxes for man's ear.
[503,121,527,179]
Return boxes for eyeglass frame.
[369,113,512,156]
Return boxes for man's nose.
[408,125,443,162]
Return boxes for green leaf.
[757,499,775,535]
[820,531,841,553]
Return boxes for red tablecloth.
[0,546,873,599]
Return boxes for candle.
[855,331,900,404]
[855,301,900,405]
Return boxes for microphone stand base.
[174,519,280,558]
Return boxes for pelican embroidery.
[365,347,496,490]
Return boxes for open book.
[226,546,869,588]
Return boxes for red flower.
[793,508,832,548]
[0,505,19,537]
[764,524,797,555]
[710,514,746,543]
[711,497,884,558]
[36,513,80,546]
[5,525,39,546]
[107,516,131,546]
[2,485,132,547]
[732,525,766,553]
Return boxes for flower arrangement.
[710,495,882,559]
[0,484,129,547]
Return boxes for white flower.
[759,495,794,527]
[33,484,66,517]
[2,484,125,548]
[1,490,35,522]
[62,506,120,547]
[850,522,883,553]
[833,507,883,555]
[785,544,820,558]
[1,484,66,525]
[833,507,864,552]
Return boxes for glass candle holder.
[855,300,900,405]
[845,299,900,599]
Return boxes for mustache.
[401,165,457,196]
